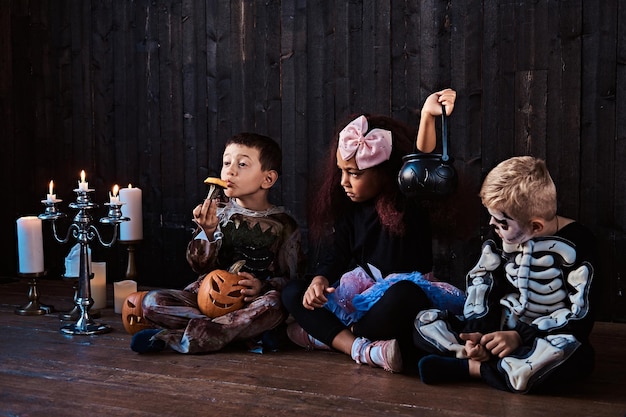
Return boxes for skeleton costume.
[413,222,597,393]
[142,199,303,354]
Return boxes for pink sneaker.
[287,322,332,351]
[357,338,402,373]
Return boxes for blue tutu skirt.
[325,267,465,326]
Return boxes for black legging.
[282,279,431,373]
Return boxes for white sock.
[351,337,384,366]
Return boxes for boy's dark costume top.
[413,222,596,393]
[141,200,302,354]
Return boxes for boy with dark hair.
[131,133,303,354]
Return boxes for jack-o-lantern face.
[197,269,245,318]
[121,291,155,335]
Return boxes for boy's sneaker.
[130,328,166,353]
[418,354,469,384]
[286,322,332,351]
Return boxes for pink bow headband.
[338,116,393,170]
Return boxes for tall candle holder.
[120,240,141,279]
[15,271,54,315]
[39,188,128,335]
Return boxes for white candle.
[16,216,44,274]
[114,279,137,314]
[91,262,107,309]
[119,184,143,241]
[77,170,89,191]
[109,184,120,204]
[46,180,57,203]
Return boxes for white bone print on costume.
[463,242,501,319]
[498,334,580,393]
[567,264,593,315]
[414,309,466,357]
[500,237,592,330]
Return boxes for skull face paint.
[487,209,533,245]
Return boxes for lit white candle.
[16,216,44,274]
[109,184,120,204]
[46,180,57,203]
[77,170,89,191]
[91,262,107,310]
[119,184,143,241]
[114,279,137,314]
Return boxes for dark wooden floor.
[1,277,625,417]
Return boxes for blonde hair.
[479,156,557,225]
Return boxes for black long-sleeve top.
[312,199,433,285]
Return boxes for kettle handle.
[441,104,450,162]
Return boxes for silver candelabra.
[39,187,128,335]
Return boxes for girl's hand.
[422,88,457,117]
[460,332,491,362]
[416,88,457,152]
[237,272,263,302]
[192,199,219,236]
[303,275,334,310]
[480,330,522,358]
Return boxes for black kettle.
[397,105,457,198]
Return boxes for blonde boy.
[414,156,597,394]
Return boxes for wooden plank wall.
[1,0,624,321]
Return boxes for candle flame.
[128,183,133,188]
[49,180,54,194]
[112,184,119,197]
[80,170,86,182]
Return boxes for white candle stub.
[77,170,89,191]
[45,180,58,203]
[114,280,137,314]
[109,184,121,204]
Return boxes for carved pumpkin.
[121,291,155,335]
[197,261,246,318]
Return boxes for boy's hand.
[422,88,457,117]
[237,272,263,302]
[303,275,334,310]
[460,332,490,362]
[192,199,219,236]
[480,330,522,358]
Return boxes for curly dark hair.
[308,114,416,242]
